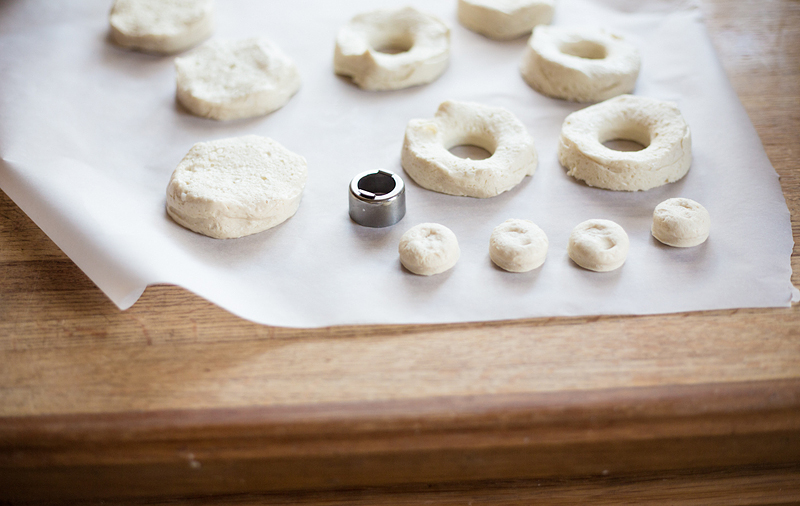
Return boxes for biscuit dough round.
[398,223,460,276]
[558,94,692,191]
[568,219,629,272]
[166,135,307,239]
[110,0,214,54]
[402,100,538,198]
[520,26,640,102]
[334,7,450,91]
[458,0,554,40]
[652,198,710,247]
[175,38,301,121]
[489,219,548,272]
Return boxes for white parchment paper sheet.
[0,0,795,327]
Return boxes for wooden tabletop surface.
[1,0,799,503]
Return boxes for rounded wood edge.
[2,378,798,445]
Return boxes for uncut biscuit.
[110,0,214,54]
[166,135,307,239]
[176,38,301,121]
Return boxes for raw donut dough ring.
[175,38,301,121]
[568,219,629,272]
[334,7,450,91]
[399,223,460,276]
[558,94,692,192]
[110,0,214,54]
[489,219,548,272]
[652,198,710,247]
[458,0,554,40]
[520,26,640,102]
[166,135,307,239]
[402,100,538,198]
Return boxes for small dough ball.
[334,6,450,91]
[166,135,308,239]
[399,223,460,276]
[568,219,629,272]
[458,0,554,40]
[175,38,301,121]
[110,0,214,54]
[651,198,710,247]
[489,219,548,272]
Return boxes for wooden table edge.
[2,377,799,501]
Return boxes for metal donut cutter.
[348,169,406,228]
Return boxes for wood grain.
[0,0,799,503]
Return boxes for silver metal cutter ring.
[348,169,406,228]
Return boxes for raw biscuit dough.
[568,219,629,272]
[402,100,538,198]
[175,38,301,121]
[652,198,710,247]
[334,7,450,91]
[110,0,214,54]
[166,135,307,239]
[489,219,548,272]
[398,223,460,276]
[558,94,692,191]
[520,26,640,102]
[458,0,554,40]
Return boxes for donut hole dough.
[560,40,607,60]
[166,135,307,239]
[489,219,549,272]
[457,0,554,40]
[567,219,629,272]
[334,7,450,91]
[110,0,214,54]
[399,223,460,276]
[402,100,538,198]
[175,38,301,121]
[520,26,641,103]
[558,94,692,192]
[449,144,493,160]
[652,198,710,247]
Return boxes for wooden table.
[1,0,799,503]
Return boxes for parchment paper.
[0,0,795,327]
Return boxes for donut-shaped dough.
[652,198,710,247]
[399,223,460,276]
[166,135,307,239]
[489,219,548,272]
[568,219,629,272]
[402,100,538,198]
[175,38,301,121]
[110,0,214,54]
[558,94,692,192]
[520,26,640,102]
[458,0,554,40]
[334,7,450,91]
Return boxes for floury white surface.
[0,0,795,326]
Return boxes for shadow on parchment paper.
[490,255,545,294]
[161,205,296,267]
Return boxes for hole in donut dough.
[358,172,396,196]
[599,121,651,152]
[370,33,415,54]
[602,139,646,152]
[560,40,608,60]
[449,145,493,160]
